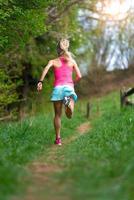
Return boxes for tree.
[0,0,83,117]
[76,0,134,71]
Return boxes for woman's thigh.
[53,101,63,116]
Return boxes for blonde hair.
[57,38,74,60]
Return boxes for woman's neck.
[60,54,68,59]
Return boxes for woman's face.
[60,39,69,50]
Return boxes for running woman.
[37,38,82,146]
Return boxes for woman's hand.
[37,82,42,91]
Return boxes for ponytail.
[63,49,73,60]
[57,39,75,61]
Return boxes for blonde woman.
[37,39,82,145]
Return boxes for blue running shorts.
[51,85,78,102]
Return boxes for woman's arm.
[37,60,53,91]
[39,60,53,81]
[73,60,82,84]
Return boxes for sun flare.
[98,0,132,20]
[105,1,122,15]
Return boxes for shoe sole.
[65,105,72,119]
[54,143,62,146]
[54,140,62,146]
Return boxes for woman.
[37,38,82,146]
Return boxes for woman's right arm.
[37,60,53,91]
[73,60,82,84]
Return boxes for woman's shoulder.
[70,58,77,66]
[47,57,59,64]
[53,57,60,61]
[50,57,61,68]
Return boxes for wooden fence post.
[120,87,134,108]
[86,102,91,119]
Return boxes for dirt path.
[15,121,91,200]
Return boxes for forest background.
[0,0,134,119]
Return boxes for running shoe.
[54,138,62,146]
[63,96,71,106]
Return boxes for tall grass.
[0,99,86,200]
[55,93,134,200]
[0,91,133,200]
[0,113,54,199]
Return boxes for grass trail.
[0,92,134,200]
[0,101,87,200]
[19,121,90,200]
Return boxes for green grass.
[0,91,134,200]
[0,114,52,200]
[0,101,86,200]
[55,93,134,200]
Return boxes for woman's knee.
[54,112,62,119]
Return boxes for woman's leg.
[70,97,74,113]
[53,101,63,139]
[65,96,75,119]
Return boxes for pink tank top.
[53,57,74,87]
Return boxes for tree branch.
[46,0,84,24]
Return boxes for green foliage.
[0,0,84,117]
[0,0,48,51]
[0,69,19,116]
[0,0,81,52]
